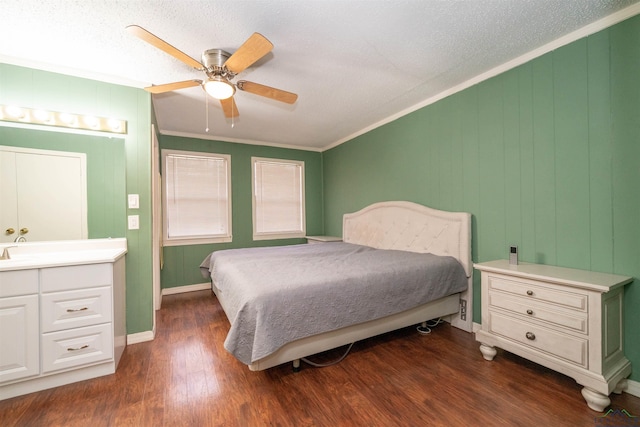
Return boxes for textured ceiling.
[1,1,639,151]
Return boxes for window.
[162,150,231,246]
[252,157,305,240]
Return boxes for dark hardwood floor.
[2,290,639,426]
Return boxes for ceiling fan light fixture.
[204,77,235,100]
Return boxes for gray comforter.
[200,242,467,365]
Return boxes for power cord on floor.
[301,342,355,368]
[416,317,443,335]
[301,318,444,368]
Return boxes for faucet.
[14,236,27,243]
[0,246,16,260]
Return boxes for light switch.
[128,215,139,230]
[128,194,139,209]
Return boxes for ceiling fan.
[126,25,298,119]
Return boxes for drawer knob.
[526,290,533,296]
[525,332,536,340]
[66,307,89,313]
[67,344,89,352]
[526,309,533,315]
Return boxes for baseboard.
[625,379,640,399]
[127,329,155,345]
[162,282,210,296]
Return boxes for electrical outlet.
[460,299,467,321]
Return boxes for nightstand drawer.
[488,275,587,311]
[489,311,587,367]
[489,291,587,333]
[41,286,112,333]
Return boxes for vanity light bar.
[0,105,127,134]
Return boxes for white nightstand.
[305,235,342,244]
[474,259,633,412]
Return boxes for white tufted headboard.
[342,201,472,278]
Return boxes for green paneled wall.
[0,63,154,335]
[159,135,323,289]
[0,127,126,238]
[323,16,640,380]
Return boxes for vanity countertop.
[0,238,127,271]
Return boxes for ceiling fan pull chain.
[231,97,235,128]
[205,91,210,132]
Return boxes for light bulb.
[33,109,52,122]
[204,78,235,100]
[6,106,25,119]
[108,118,122,131]
[83,115,100,128]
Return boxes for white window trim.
[252,157,306,241]
[162,149,232,246]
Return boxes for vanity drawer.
[489,311,587,368]
[488,291,587,333]
[41,263,112,292]
[41,286,112,333]
[488,275,587,311]
[0,270,38,297]
[41,323,113,373]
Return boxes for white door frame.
[151,125,162,316]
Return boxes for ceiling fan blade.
[237,80,298,104]
[220,97,239,118]
[223,33,273,74]
[126,25,203,70]
[144,80,202,94]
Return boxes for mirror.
[0,126,126,243]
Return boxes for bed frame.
[247,201,473,371]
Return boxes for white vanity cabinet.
[475,260,632,412]
[40,263,118,375]
[0,239,126,400]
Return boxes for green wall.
[0,127,126,238]
[0,63,154,335]
[323,16,640,380]
[159,135,324,289]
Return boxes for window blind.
[163,151,231,244]
[253,158,305,239]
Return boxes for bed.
[200,201,473,371]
